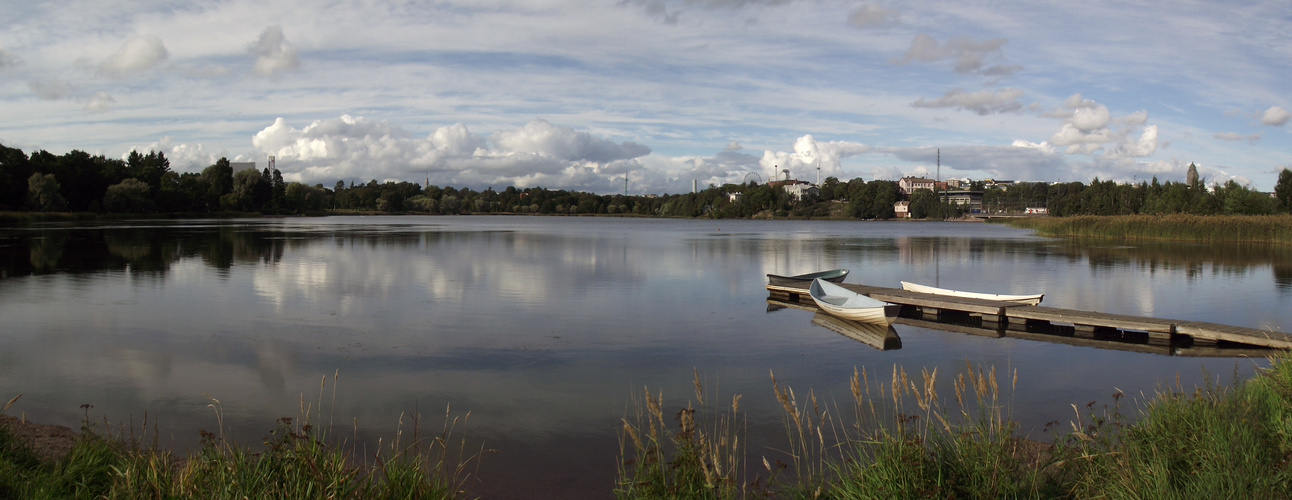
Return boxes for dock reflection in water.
[768,294,1274,358]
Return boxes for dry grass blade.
[2,394,20,413]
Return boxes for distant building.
[230,162,257,173]
[894,200,911,218]
[727,192,743,203]
[982,179,1015,191]
[769,180,819,201]
[943,190,984,212]
[1025,207,1049,215]
[898,177,936,195]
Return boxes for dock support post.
[980,314,1006,330]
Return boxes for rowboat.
[809,278,899,325]
[900,281,1044,306]
[810,312,902,350]
[766,269,849,287]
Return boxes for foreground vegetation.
[0,393,479,499]
[4,356,1289,498]
[618,357,1292,499]
[1009,214,1292,245]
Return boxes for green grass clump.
[1059,360,1292,499]
[618,357,1292,499]
[0,379,480,499]
[1010,214,1292,245]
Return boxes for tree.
[1276,168,1292,212]
[27,173,67,211]
[103,178,155,213]
[201,158,234,210]
[908,189,938,219]
[0,144,33,210]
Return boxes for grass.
[618,357,1292,499]
[1008,214,1292,245]
[0,375,481,499]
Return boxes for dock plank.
[765,281,1286,349]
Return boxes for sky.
[1,0,1289,194]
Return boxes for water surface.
[1,216,1286,497]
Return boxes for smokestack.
[692,179,697,193]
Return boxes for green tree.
[1276,168,1292,212]
[27,172,67,211]
[103,178,155,213]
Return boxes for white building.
[898,177,936,195]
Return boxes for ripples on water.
[0,216,1287,498]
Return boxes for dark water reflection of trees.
[4,223,1292,291]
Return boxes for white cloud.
[98,35,168,77]
[1045,94,1155,160]
[758,135,870,180]
[848,4,899,29]
[248,116,652,192]
[1262,106,1290,126]
[249,26,300,77]
[83,91,116,112]
[0,48,16,68]
[490,119,650,163]
[911,88,1024,115]
[895,34,1019,76]
[1012,139,1056,154]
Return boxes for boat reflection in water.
[810,312,902,351]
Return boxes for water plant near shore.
[618,356,1292,499]
[1009,214,1292,245]
[0,375,482,499]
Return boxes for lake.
[1,216,1287,498]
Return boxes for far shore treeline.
[4,142,1292,219]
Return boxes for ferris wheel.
[743,172,763,185]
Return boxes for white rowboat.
[900,281,1044,306]
[809,278,900,325]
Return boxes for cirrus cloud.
[911,88,1024,115]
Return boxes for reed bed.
[1009,214,1292,245]
[619,356,1292,499]
[0,374,481,500]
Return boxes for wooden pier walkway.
[767,282,1291,350]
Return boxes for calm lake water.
[1,216,1288,497]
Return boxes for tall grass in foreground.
[0,374,482,499]
[619,357,1292,499]
[617,369,747,499]
[1008,214,1292,245]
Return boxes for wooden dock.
[767,282,1291,350]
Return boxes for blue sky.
[1,0,1288,194]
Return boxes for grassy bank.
[1008,214,1292,245]
[618,357,1292,499]
[0,396,479,499]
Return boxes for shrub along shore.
[4,356,1289,498]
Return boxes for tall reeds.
[616,369,746,499]
[1010,214,1292,245]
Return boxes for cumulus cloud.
[249,26,300,76]
[895,34,1019,76]
[1045,94,1156,160]
[490,119,650,163]
[98,35,168,77]
[848,4,899,29]
[1262,106,1289,126]
[910,88,1024,115]
[0,48,16,68]
[759,135,870,180]
[250,116,652,192]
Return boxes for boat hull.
[809,278,899,326]
[767,269,849,287]
[900,281,1043,306]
